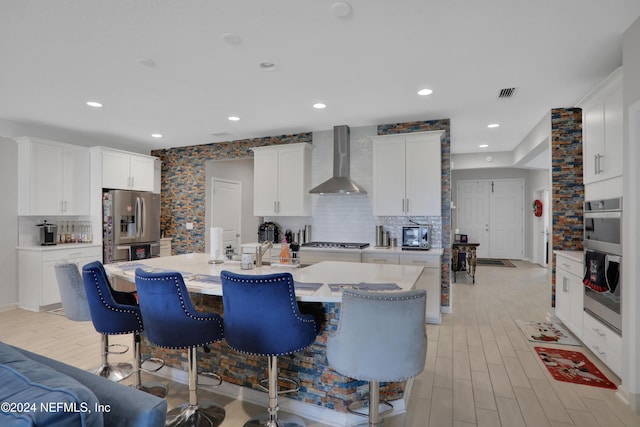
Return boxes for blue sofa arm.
[7,345,167,427]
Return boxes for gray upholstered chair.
[327,289,427,425]
[54,261,93,322]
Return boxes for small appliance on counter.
[36,220,57,246]
[258,221,280,243]
[402,224,431,250]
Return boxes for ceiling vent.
[498,87,518,98]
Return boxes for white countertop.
[104,253,424,303]
[298,246,443,255]
[16,243,102,251]
[363,246,444,256]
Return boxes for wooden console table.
[452,242,480,283]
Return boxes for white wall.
[621,15,640,412]
[0,139,18,310]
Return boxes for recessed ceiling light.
[151,133,163,138]
[487,123,500,128]
[417,88,433,96]
[220,32,242,45]
[313,103,327,109]
[137,57,157,68]
[259,62,277,71]
[86,101,103,108]
[479,144,489,148]
[331,1,353,17]
[228,116,240,121]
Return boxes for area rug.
[477,258,516,267]
[534,347,617,389]
[516,320,581,346]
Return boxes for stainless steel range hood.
[309,125,367,195]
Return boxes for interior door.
[489,180,524,259]
[456,181,490,258]
[211,178,242,250]
[457,179,524,259]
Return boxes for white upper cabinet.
[372,131,443,216]
[17,137,90,216]
[99,147,157,192]
[579,67,623,186]
[252,143,312,216]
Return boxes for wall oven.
[583,197,621,335]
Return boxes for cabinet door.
[373,137,406,216]
[277,145,310,216]
[568,274,584,339]
[129,154,156,192]
[42,260,61,306]
[61,148,90,215]
[555,268,571,327]
[602,86,623,180]
[583,103,604,184]
[253,149,279,216]
[102,150,132,190]
[405,135,441,216]
[28,143,64,215]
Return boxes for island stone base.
[140,293,408,416]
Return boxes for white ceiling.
[1,0,639,155]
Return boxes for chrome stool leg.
[132,332,169,398]
[244,356,306,427]
[95,334,133,382]
[348,381,393,427]
[167,346,226,427]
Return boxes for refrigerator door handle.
[135,196,141,238]
[139,196,145,237]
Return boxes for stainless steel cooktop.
[301,242,370,249]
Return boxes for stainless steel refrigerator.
[103,189,161,263]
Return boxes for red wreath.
[533,199,543,217]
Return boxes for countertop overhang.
[104,253,424,303]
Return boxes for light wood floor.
[1,260,639,426]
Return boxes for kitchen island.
[104,253,425,426]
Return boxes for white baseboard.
[0,303,18,312]
[152,364,409,426]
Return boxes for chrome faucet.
[255,241,273,267]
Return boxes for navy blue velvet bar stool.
[82,261,167,397]
[135,268,226,427]
[220,270,319,427]
[326,289,427,426]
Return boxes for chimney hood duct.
[309,125,367,195]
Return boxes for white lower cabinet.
[18,245,102,311]
[554,252,584,339]
[582,312,622,376]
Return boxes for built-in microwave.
[402,225,431,250]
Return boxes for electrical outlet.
[186,222,194,230]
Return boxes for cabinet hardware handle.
[406,198,410,213]
[277,201,280,213]
[401,198,405,212]
[561,263,570,268]
[274,201,277,213]
[592,328,606,337]
[592,345,606,356]
[562,277,568,293]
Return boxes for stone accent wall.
[551,108,584,306]
[377,119,452,308]
[151,134,312,254]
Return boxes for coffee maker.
[258,222,280,243]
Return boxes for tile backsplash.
[264,126,442,247]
